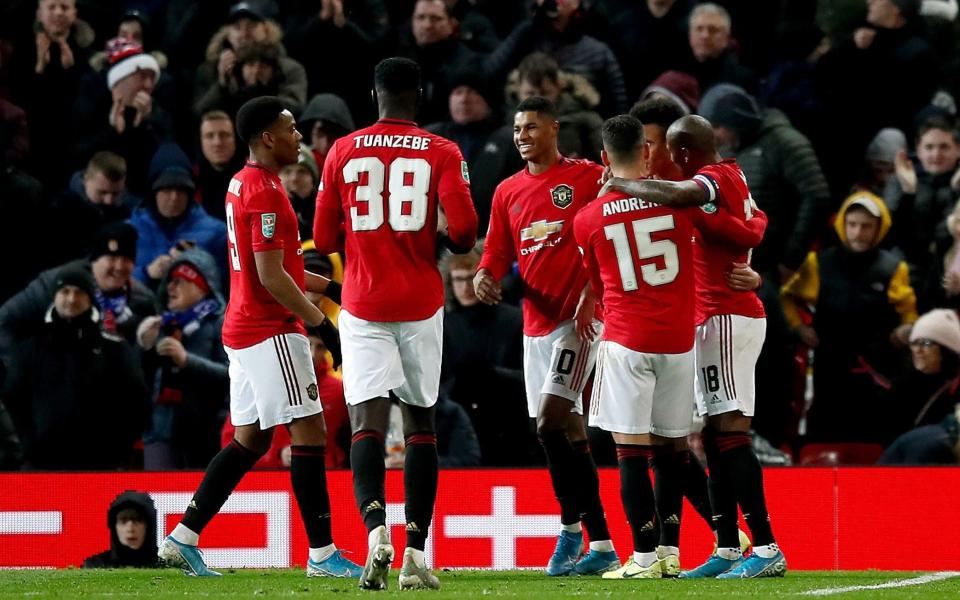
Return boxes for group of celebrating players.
[153,55,786,589]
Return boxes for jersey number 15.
[604,215,679,291]
[344,157,432,233]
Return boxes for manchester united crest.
[551,184,574,209]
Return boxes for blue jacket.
[128,202,228,290]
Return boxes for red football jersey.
[313,119,477,322]
[574,190,696,354]
[222,162,306,349]
[479,157,603,336]
[691,159,767,324]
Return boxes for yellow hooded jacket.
[780,191,917,330]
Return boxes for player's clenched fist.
[473,268,502,304]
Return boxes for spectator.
[0,395,22,470]
[72,37,172,197]
[192,1,307,118]
[1,263,150,470]
[600,0,693,102]
[699,83,832,442]
[196,110,244,221]
[279,146,319,240]
[86,10,174,115]
[0,222,157,365]
[640,70,701,115]
[781,191,918,443]
[429,68,520,233]
[856,127,908,195]
[0,129,44,305]
[12,0,94,186]
[129,144,228,290]
[82,491,159,568]
[298,93,356,173]
[507,52,603,162]
[879,308,960,445]
[879,404,960,464]
[137,250,228,470]
[46,152,138,267]
[397,0,479,124]
[439,242,530,466]
[490,0,627,116]
[435,394,482,467]
[195,42,293,119]
[282,0,389,125]
[681,3,758,94]
[816,0,939,193]
[886,117,960,297]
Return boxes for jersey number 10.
[603,215,679,291]
[344,157,432,232]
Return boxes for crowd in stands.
[1,0,960,470]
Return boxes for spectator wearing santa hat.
[72,37,173,197]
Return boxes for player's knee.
[288,413,327,446]
[234,428,273,457]
[348,397,391,434]
[401,404,436,437]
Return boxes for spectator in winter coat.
[879,308,960,446]
[279,146,320,240]
[885,117,960,299]
[46,152,139,268]
[781,191,918,443]
[129,145,228,291]
[72,37,173,197]
[82,491,159,568]
[138,250,228,470]
[0,222,157,367]
[192,2,307,118]
[488,0,627,117]
[2,264,151,470]
[430,68,521,234]
[196,110,244,222]
[681,3,758,94]
[298,93,356,173]
[11,0,94,187]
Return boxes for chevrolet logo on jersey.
[520,219,564,243]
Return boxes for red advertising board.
[0,468,957,570]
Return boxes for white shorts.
[225,333,322,430]
[338,307,443,407]
[522,320,603,418]
[590,340,694,437]
[694,314,766,417]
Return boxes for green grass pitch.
[2,569,960,599]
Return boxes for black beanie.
[55,263,98,301]
[90,222,138,261]
[891,0,921,19]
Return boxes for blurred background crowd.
[2,0,960,471]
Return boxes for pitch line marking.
[802,571,960,595]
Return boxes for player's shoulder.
[495,168,529,193]
[562,157,604,176]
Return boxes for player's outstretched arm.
[437,149,479,252]
[601,177,708,207]
[255,249,325,327]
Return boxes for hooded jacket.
[82,491,159,568]
[141,249,228,469]
[298,93,356,171]
[781,192,917,356]
[700,84,831,274]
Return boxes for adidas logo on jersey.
[552,374,565,385]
